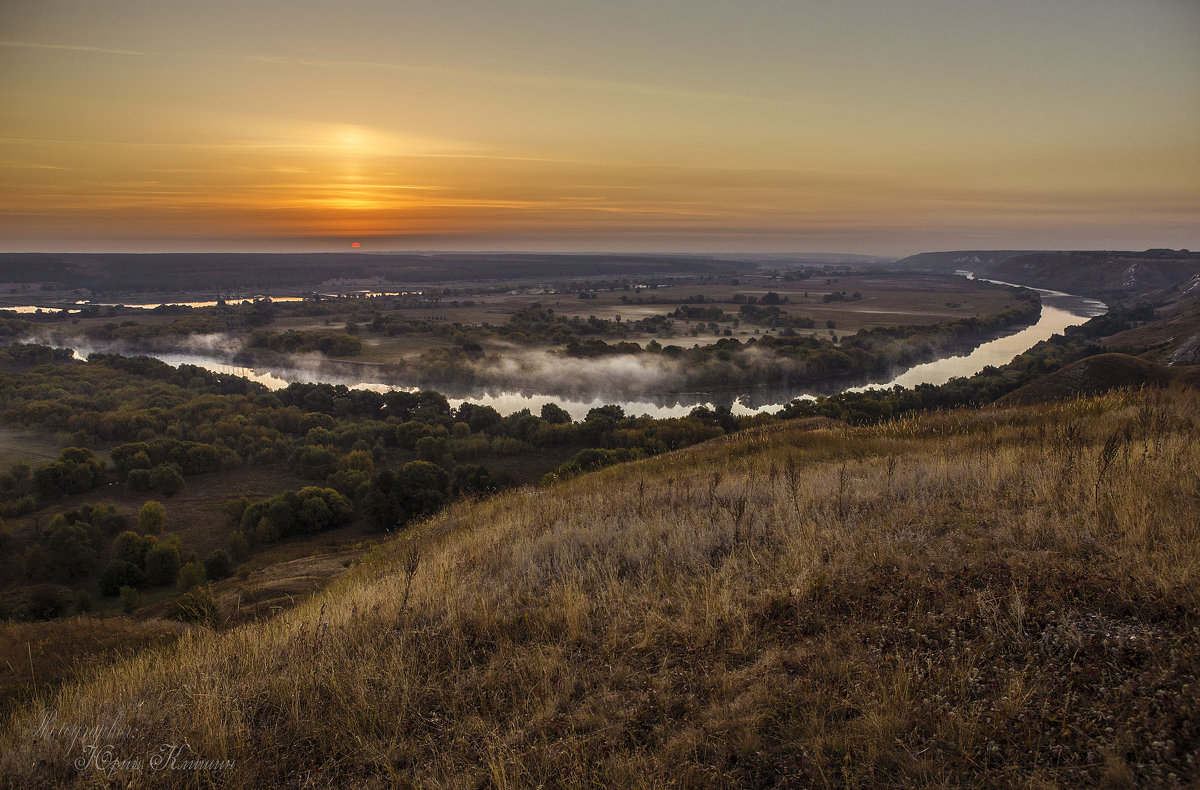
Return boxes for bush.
[291,446,338,480]
[144,541,181,586]
[177,561,206,592]
[167,587,223,627]
[137,501,166,534]
[118,585,141,614]
[100,559,145,596]
[25,584,70,620]
[148,465,185,497]
[226,532,250,562]
[42,520,98,578]
[204,549,234,581]
[240,487,353,540]
[361,461,449,531]
[112,531,147,567]
[125,468,151,492]
[72,588,94,614]
[31,448,105,500]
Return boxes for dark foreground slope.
[994,353,1191,406]
[2,388,1198,788]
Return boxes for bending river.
[33,275,1106,420]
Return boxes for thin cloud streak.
[247,54,789,106]
[0,40,148,56]
[0,39,787,106]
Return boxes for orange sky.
[2,0,1198,255]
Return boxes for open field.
[2,269,1041,401]
[14,272,1026,366]
[2,385,1196,787]
[0,252,757,298]
[0,428,62,468]
[340,274,1020,351]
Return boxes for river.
[25,275,1106,420]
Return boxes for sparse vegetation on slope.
[2,387,1198,788]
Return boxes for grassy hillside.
[899,248,1200,304]
[994,353,1180,406]
[2,387,1198,788]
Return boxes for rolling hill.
[1,386,1197,788]
[993,353,1182,406]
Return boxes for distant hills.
[0,252,755,295]
[900,248,1200,301]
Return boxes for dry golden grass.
[0,617,186,721]
[2,386,1198,788]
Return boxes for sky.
[1,0,1197,256]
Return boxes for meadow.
[1,384,1196,787]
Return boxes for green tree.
[204,549,234,581]
[540,402,572,425]
[119,585,142,614]
[144,540,182,586]
[112,531,147,567]
[25,584,70,620]
[137,501,166,535]
[100,559,145,596]
[72,588,94,614]
[226,532,250,563]
[43,520,98,578]
[177,560,206,592]
[149,465,185,497]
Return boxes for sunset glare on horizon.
[1,0,1197,255]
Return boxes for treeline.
[779,304,1154,424]
[16,498,223,621]
[424,292,1042,391]
[0,344,749,621]
[246,329,362,357]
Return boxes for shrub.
[112,531,147,567]
[25,584,70,620]
[240,487,353,540]
[31,448,105,500]
[144,541,181,586]
[125,468,151,492]
[137,501,166,535]
[361,461,449,531]
[118,585,141,614]
[177,561,206,592]
[100,559,145,596]
[42,520,98,578]
[226,532,250,562]
[72,588,94,614]
[204,549,234,581]
[148,465,185,497]
[167,587,223,627]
